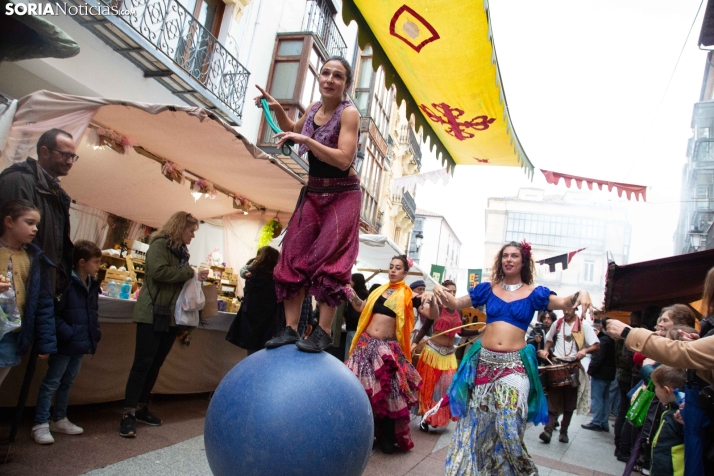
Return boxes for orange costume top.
[349,280,414,356]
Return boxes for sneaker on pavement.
[135,407,162,426]
[559,432,569,443]
[50,418,84,435]
[265,327,300,349]
[600,425,610,432]
[539,428,552,443]
[119,413,137,438]
[31,424,54,445]
[296,325,332,353]
[581,422,602,432]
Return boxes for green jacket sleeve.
[147,240,194,284]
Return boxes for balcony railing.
[399,124,422,168]
[67,0,250,125]
[303,0,347,58]
[391,190,416,222]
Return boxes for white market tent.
[356,234,437,288]
[1,90,303,225]
[0,90,302,276]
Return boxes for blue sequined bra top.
[469,282,551,332]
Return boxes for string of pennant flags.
[537,248,587,272]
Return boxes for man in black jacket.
[582,319,617,432]
[0,128,75,296]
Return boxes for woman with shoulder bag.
[119,212,208,438]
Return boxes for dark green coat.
[133,237,194,326]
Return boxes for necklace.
[385,288,396,297]
[500,282,523,292]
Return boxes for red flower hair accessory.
[407,257,414,269]
[520,240,532,261]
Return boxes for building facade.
[408,208,461,270]
[0,0,426,250]
[675,50,714,253]
[483,188,631,304]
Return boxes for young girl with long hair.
[0,200,56,388]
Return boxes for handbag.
[626,380,655,427]
[147,279,171,332]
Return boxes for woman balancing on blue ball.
[255,56,361,353]
[346,255,438,454]
[430,241,600,475]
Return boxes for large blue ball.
[204,345,374,476]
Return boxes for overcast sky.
[413,0,708,269]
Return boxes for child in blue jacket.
[0,200,57,388]
[650,365,686,476]
[32,240,102,445]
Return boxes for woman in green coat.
[119,212,208,438]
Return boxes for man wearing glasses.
[0,128,77,296]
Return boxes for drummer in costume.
[346,255,433,454]
[411,280,481,432]
[255,56,361,353]
[537,307,599,444]
[431,241,599,475]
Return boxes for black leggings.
[124,323,178,409]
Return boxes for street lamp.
[414,232,423,252]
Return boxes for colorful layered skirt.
[445,347,539,476]
[416,342,458,427]
[346,332,422,450]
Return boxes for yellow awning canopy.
[343,0,533,175]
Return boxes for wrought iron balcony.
[303,0,347,58]
[65,0,250,126]
[391,190,416,223]
[399,124,422,168]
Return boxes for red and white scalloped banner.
[540,170,647,202]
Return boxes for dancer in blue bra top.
[432,240,600,476]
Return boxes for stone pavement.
[75,410,625,476]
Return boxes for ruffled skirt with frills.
[346,332,422,450]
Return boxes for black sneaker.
[559,432,569,443]
[265,327,300,349]
[135,407,162,426]
[581,422,602,432]
[296,325,332,353]
[119,413,136,438]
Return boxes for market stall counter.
[0,296,245,407]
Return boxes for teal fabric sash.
[447,342,549,425]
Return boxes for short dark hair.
[73,240,102,268]
[650,365,686,391]
[442,280,456,289]
[538,310,556,323]
[0,200,40,235]
[37,128,73,157]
